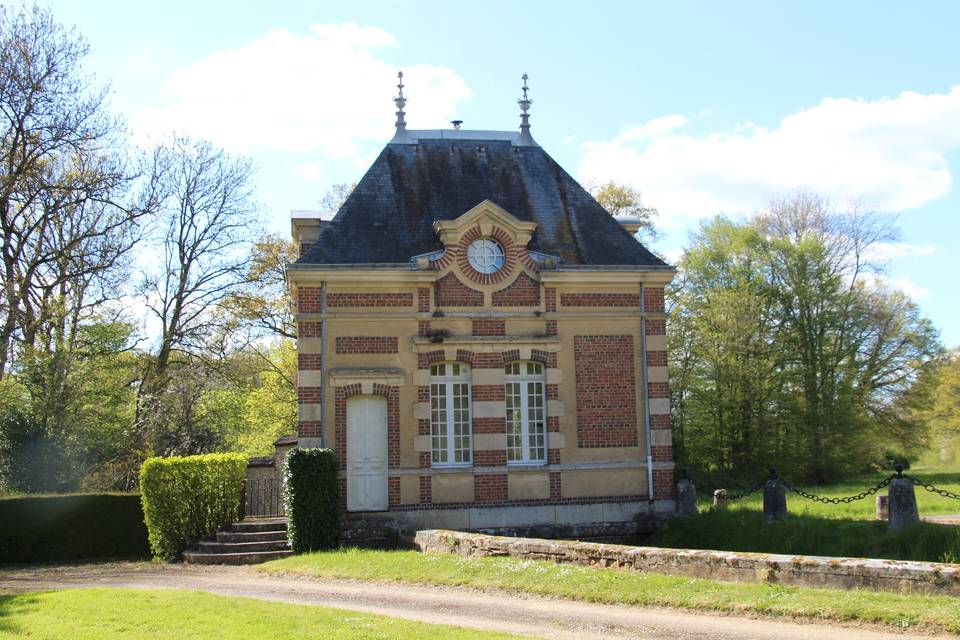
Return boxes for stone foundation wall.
[412,529,960,595]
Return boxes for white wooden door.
[346,395,388,511]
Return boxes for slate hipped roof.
[296,131,667,268]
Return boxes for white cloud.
[877,274,932,300]
[864,241,937,263]
[580,86,960,227]
[130,24,471,157]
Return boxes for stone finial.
[391,70,413,144]
[516,72,537,147]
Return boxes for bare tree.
[319,182,355,213]
[0,5,156,378]
[136,137,258,452]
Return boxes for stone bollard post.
[713,489,728,510]
[875,494,888,520]
[676,469,698,517]
[763,467,787,523]
[888,464,919,532]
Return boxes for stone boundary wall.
[412,529,960,595]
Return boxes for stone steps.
[215,530,288,543]
[197,539,291,554]
[183,518,290,565]
[230,517,288,533]
[182,549,293,565]
[183,515,401,564]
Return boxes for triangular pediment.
[434,200,537,248]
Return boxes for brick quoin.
[298,387,321,404]
[297,287,323,313]
[298,420,321,438]
[491,273,541,306]
[646,319,666,336]
[418,320,431,337]
[545,319,557,336]
[549,472,561,500]
[418,451,431,468]
[544,288,557,312]
[334,336,399,354]
[546,384,559,400]
[472,319,505,336]
[418,287,431,312]
[648,382,669,398]
[298,321,322,338]
[474,474,508,503]
[327,292,413,308]
[650,414,671,429]
[434,272,483,307]
[298,354,322,370]
[574,335,639,448]
[560,293,640,307]
[547,416,560,432]
[389,477,401,508]
[419,475,432,504]
[653,468,675,499]
[643,287,665,313]
[647,350,667,367]
[652,445,673,462]
[417,386,430,402]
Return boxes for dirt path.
[0,562,952,640]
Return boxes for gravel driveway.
[0,562,952,640]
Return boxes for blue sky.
[45,0,960,346]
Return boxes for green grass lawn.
[0,588,524,640]
[260,548,960,635]
[651,464,960,562]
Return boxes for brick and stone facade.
[285,122,675,533]
[288,200,676,531]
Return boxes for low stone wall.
[412,529,960,595]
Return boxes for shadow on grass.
[647,509,960,563]
[0,592,35,636]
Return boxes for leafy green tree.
[591,181,658,243]
[671,195,941,483]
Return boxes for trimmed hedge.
[139,453,247,560]
[284,448,339,552]
[0,494,149,564]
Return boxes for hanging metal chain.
[782,474,895,505]
[724,481,765,502]
[903,474,960,500]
